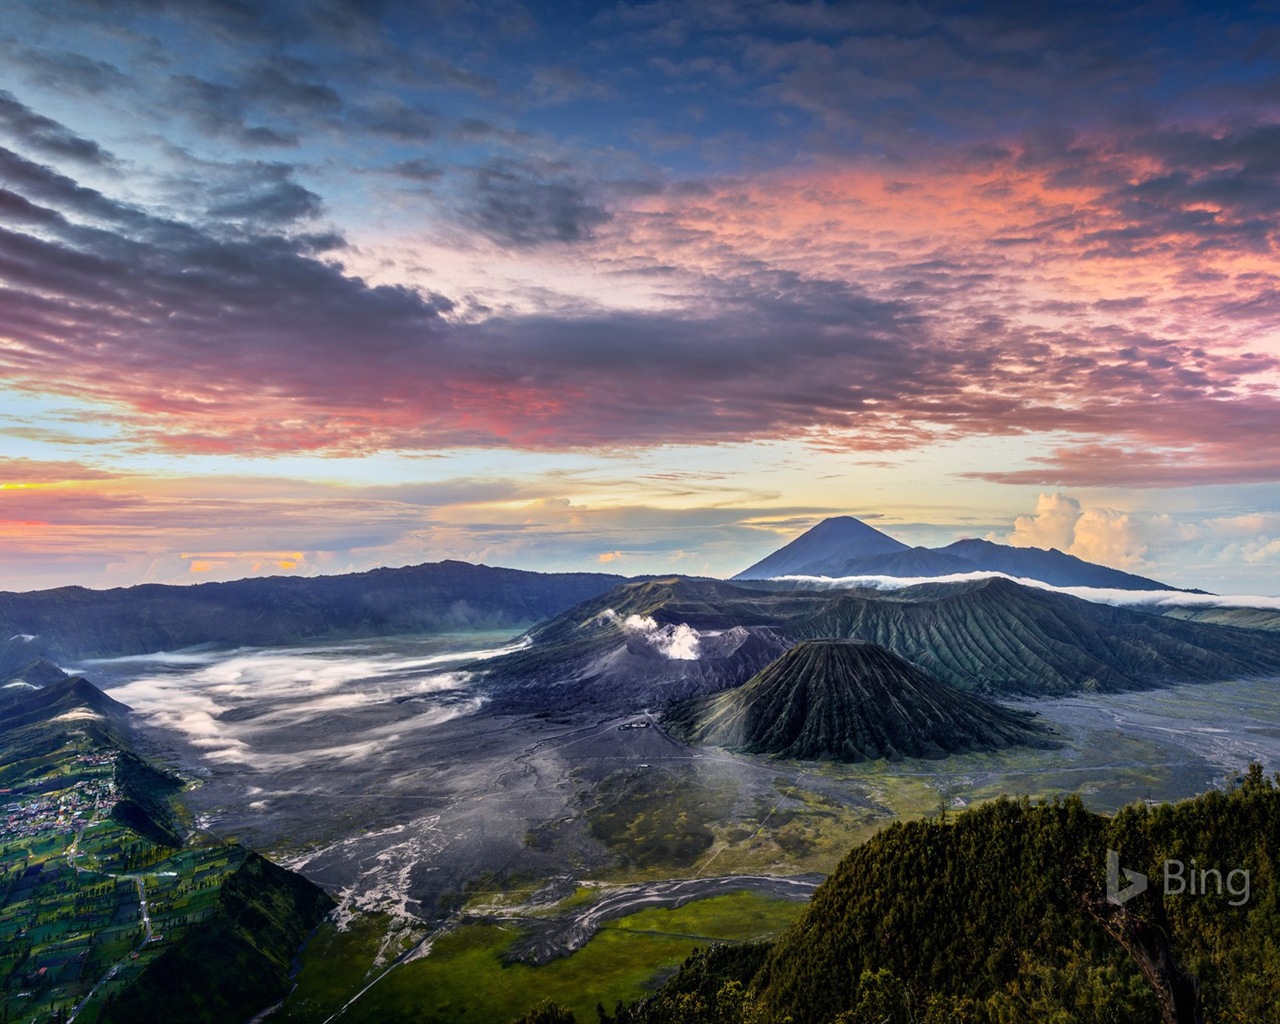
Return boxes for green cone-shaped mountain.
[666,639,1051,761]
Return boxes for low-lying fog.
[78,632,573,921]
[80,633,525,769]
[775,571,1280,611]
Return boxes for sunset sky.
[2,0,1280,593]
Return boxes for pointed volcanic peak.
[1,675,132,772]
[734,517,910,580]
[0,633,67,686]
[665,639,1052,762]
[939,538,1185,592]
[0,675,130,735]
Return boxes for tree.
[512,1001,577,1024]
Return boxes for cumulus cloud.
[997,492,1193,570]
[989,494,1280,587]
[1070,507,1151,569]
[1004,493,1081,552]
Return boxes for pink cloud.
[1,109,1279,486]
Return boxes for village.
[1,753,118,841]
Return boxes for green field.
[1,782,243,1022]
[271,891,806,1024]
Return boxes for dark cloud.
[2,121,1280,486]
[0,90,115,165]
[242,60,343,117]
[204,162,324,224]
[353,98,440,141]
[382,158,444,183]
[1075,132,1280,259]
[462,159,612,245]
[8,123,1273,478]
[11,48,129,95]
[207,179,322,223]
[0,133,901,450]
[170,74,300,147]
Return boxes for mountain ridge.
[472,574,1280,705]
[0,560,630,660]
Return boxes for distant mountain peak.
[734,517,1185,592]
[800,516,906,545]
[734,516,909,580]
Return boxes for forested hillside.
[536,769,1280,1024]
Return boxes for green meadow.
[271,890,806,1024]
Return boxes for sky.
[1,0,1280,594]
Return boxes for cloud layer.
[0,1,1279,590]
[0,4,1275,485]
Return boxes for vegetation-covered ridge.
[1,674,133,796]
[1,672,333,1024]
[98,851,335,1024]
[547,768,1280,1024]
[665,639,1053,761]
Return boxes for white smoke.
[615,612,703,660]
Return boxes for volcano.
[665,639,1052,762]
